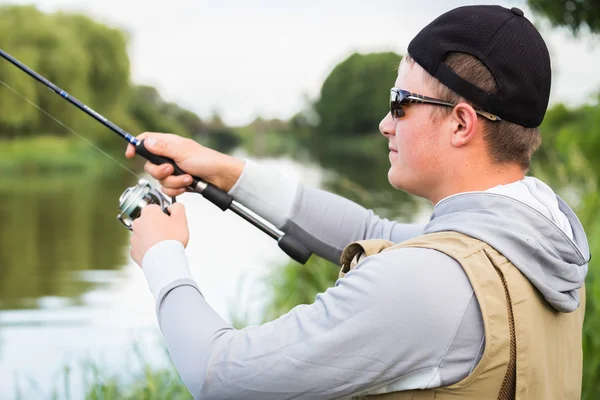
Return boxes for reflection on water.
[0,174,134,311]
[0,172,169,398]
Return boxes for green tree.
[0,4,210,152]
[314,52,401,136]
[530,98,600,399]
[292,51,418,217]
[128,85,188,135]
[528,0,600,34]
[0,5,132,142]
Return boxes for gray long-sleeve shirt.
[141,160,588,399]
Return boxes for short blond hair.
[404,53,541,171]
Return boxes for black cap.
[407,5,551,128]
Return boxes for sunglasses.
[390,88,501,122]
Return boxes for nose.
[379,112,395,138]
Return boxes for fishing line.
[0,47,313,264]
[0,79,141,178]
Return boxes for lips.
[388,143,398,163]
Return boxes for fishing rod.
[0,48,312,264]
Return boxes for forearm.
[229,160,424,263]
[158,285,230,398]
[281,184,424,263]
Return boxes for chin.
[388,169,405,190]
[388,169,420,196]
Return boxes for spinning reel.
[117,179,171,230]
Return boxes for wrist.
[141,240,192,300]
[215,156,245,192]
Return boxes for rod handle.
[135,139,233,210]
[278,235,312,264]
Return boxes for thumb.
[168,202,187,223]
[143,133,185,159]
[144,137,170,156]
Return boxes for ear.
[450,103,479,148]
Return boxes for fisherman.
[125,5,589,399]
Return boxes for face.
[379,61,450,200]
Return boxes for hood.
[424,178,590,313]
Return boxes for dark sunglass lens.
[391,102,405,119]
[390,89,406,119]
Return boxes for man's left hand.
[130,203,189,266]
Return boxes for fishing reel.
[117,179,171,230]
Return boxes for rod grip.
[202,183,233,210]
[135,139,233,210]
[135,139,190,177]
[278,235,312,264]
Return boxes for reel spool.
[117,179,170,229]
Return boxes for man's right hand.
[125,132,245,197]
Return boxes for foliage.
[195,112,243,154]
[82,364,191,400]
[0,5,131,142]
[0,136,127,176]
[13,347,191,400]
[291,51,419,219]
[234,117,297,157]
[313,52,401,136]
[261,256,339,322]
[531,99,600,399]
[528,0,600,34]
[127,86,189,136]
[0,5,205,152]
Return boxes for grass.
[13,343,192,400]
[81,364,191,400]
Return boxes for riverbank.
[0,136,139,178]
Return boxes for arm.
[124,133,423,264]
[143,242,484,400]
[229,160,424,264]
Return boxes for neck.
[429,162,526,205]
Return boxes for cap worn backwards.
[407,5,551,128]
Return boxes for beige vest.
[339,232,585,400]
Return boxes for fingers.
[168,202,187,223]
[140,204,163,218]
[126,143,135,158]
[144,160,174,179]
[126,132,195,195]
[144,161,193,189]
[125,132,151,158]
[168,202,189,247]
[125,132,181,159]
[131,204,162,232]
[162,187,187,198]
[140,132,187,158]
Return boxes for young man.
[126,5,589,399]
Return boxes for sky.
[6,0,600,126]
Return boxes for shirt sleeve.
[142,243,484,400]
[228,160,424,263]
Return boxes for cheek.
[395,120,436,170]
